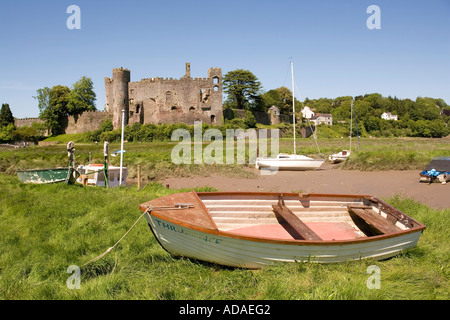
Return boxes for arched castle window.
[213,76,219,84]
[214,86,219,92]
[210,115,216,124]
[166,91,173,106]
[171,106,178,111]
[189,106,195,111]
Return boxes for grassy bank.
[1,137,449,182]
[0,173,448,300]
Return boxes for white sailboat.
[328,150,350,164]
[255,62,325,171]
[328,98,357,164]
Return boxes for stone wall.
[62,110,113,134]
[15,64,298,136]
[225,109,293,126]
[15,117,45,128]
[105,63,223,129]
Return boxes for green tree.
[67,76,97,117]
[35,76,96,135]
[0,123,16,142]
[39,85,71,135]
[223,69,262,110]
[34,87,52,116]
[0,103,15,128]
[410,97,441,121]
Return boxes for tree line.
[1,69,449,144]
[0,76,96,143]
[222,70,450,138]
[303,94,450,138]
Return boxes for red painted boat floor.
[227,222,363,241]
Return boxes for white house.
[311,113,333,126]
[301,106,315,119]
[381,112,398,121]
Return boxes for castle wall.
[128,70,222,126]
[62,111,113,134]
[16,64,225,136]
[232,109,292,126]
[15,117,45,128]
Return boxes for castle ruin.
[105,62,223,129]
[15,63,289,137]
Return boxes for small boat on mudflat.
[17,141,79,185]
[255,154,325,171]
[255,61,324,172]
[17,167,79,184]
[419,156,450,184]
[328,150,350,164]
[139,191,426,268]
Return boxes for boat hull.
[328,150,350,164]
[255,158,325,171]
[141,191,426,268]
[145,214,422,268]
[17,168,78,184]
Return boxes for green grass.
[276,136,450,171]
[2,137,448,181]
[0,173,448,300]
[1,137,449,300]
[0,141,257,181]
[42,133,87,143]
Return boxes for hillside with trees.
[303,94,450,138]
[222,69,449,138]
[2,70,449,144]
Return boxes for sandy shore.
[162,166,449,210]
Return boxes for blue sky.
[1,0,449,118]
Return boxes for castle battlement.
[113,67,130,72]
[136,76,212,83]
[105,62,223,129]
[15,117,41,121]
[81,110,112,114]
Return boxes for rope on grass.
[82,208,151,267]
[81,203,193,268]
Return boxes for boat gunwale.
[17,167,70,173]
[140,191,426,246]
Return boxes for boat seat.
[272,195,322,241]
[347,205,402,235]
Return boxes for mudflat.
[162,166,449,210]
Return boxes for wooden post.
[137,165,141,190]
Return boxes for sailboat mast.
[291,61,296,155]
[350,99,353,152]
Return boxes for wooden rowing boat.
[17,141,79,185]
[139,192,426,268]
[17,167,79,184]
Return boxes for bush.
[244,110,257,128]
[99,129,121,142]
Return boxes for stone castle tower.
[107,67,130,129]
[105,63,222,129]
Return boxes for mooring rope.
[82,208,151,267]
[82,203,194,268]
